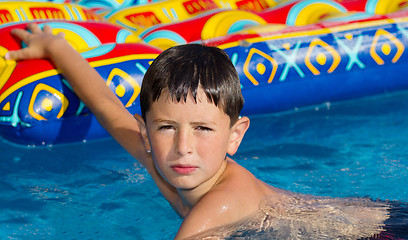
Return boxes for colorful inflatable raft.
[1,0,408,145]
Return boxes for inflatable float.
[1,0,408,145]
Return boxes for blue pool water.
[1,90,408,239]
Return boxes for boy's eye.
[158,125,175,131]
[196,126,213,132]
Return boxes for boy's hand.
[5,23,66,61]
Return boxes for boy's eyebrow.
[190,121,217,126]
[152,119,177,124]
[153,119,217,126]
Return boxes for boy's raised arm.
[6,23,148,163]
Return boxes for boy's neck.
[177,160,228,207]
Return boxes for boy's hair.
[140,44,244,125]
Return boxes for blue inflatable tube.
[216,17,408,115]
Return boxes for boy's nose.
[174,129,193,156]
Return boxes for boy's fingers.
[5,50,22,61]
[5,51,17,60]
[5,48,34,61]
[10,28,30,42]
[57,32,65,38]
[43,24,52,34]
[26,23,42,33]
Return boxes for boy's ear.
[134,114,152,153]
[227,116,250,156]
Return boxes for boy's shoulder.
[176,160,272,238]
[205,159,272,208]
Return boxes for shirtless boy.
[5,23,278,239]
[7,23,392,239]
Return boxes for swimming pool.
[1,90,408,239]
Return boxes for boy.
[5,23,279,239]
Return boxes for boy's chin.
[170,180,200,191]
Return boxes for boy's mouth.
[171,164,198,174]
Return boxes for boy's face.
[143,89,239,190]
